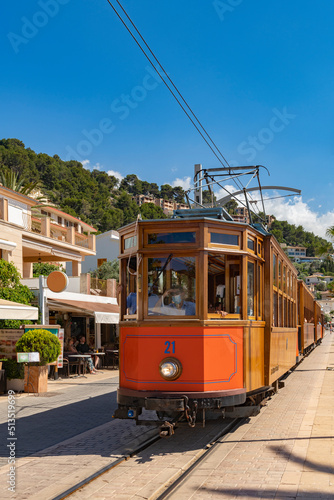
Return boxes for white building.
[68,230,120,275]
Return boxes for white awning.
[0,239,17,251]
[94,312,119,324]
[48,297,119,324]
[0,299,38,320]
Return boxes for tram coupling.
[159,421,176,438]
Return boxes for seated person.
[215,302,228,318]
[71,337,97,374]
[157,287,196,316]
[76,336,90,353]
[208,302,228,318]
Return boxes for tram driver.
[153,287,196,316]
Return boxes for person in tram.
[159,287,196,316]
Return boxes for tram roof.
[118,208,271,236]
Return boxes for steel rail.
[154,417,244,500]
[52,431,161,500]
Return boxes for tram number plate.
[164,341,175,354]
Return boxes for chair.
[59,358,70,378]
[65,356,80,376]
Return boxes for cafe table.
[67,354,91,377]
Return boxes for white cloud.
[214,184,239,203]
[81,159,101,171]
[107,169,124,183]
[172,176,192,191]
[264,195,334,240]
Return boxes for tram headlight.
[159,358,182,381]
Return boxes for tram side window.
[147,256,196,316]
[125,256,137,318]
[247,261,255,317]
[207,254,241,317]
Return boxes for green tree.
[173,186,185,204]
[316,281,327,291]
[140,203,167,220]
[160,184,174,200]
[91,259,119,281]
[0,260,35,328]
[33,262,64,277]
[224,200,238,215]
[114,191,139,225]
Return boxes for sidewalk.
[170,332,334,499]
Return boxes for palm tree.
[0,169,46,200]
[326,226,334,241]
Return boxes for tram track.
[52,431,161,500]
[153,418,243,500]
[52,417,244,500]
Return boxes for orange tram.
[114,208,324,434]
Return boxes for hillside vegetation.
[0,138,184,232]
[0,139,331,258]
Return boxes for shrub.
[0,358,24,379]
[15,329,61,366]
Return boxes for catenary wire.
[104,0,259,202]
[113,0,232,170]
[104,0,233,170]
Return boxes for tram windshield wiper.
[150,253,173,292]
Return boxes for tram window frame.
[257,262,263,319]
[278,260,282,290]
[247,260,256,318]
[273,253,277,287]
[247,237,256,253]
[208,228,242,250]
[122,233,138,254]
[144,254,197,319]
[120,256,138,321]
[273,291,278,327]
[145,229,198,247]
[207,254,242,320]
[124,235,137,251]
[279,294,283,327]
[209,232,239,247]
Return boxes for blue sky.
[2,1,334,237]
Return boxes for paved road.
[0,373,119,460]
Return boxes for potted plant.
[0,358,25,392]
[15,329,61,393]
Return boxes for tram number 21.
[164,341,175,354]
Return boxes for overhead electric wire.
[104,0,267,208]
[105,0,232,170]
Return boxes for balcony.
[28,215,95,250]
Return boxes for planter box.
[24,365,48,393]
[7,378,24,392]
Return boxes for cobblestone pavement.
[0,368,230,500]
[1,335,333,500]
[67,334,334,500]
[0,370,120,461]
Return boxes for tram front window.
[147,256,196,316]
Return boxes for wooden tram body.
[114,210,322,429]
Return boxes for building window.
[97,258,107,267]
